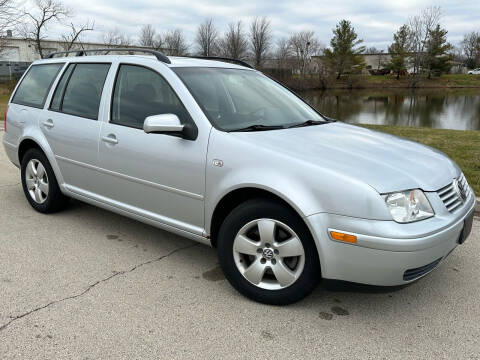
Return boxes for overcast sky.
[25,0,480,51]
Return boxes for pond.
[301,88,480,130]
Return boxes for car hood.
[233,122,459,193]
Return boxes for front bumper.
[306,195,475,286]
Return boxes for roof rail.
[186,56,253,69]
[47,48,171,64]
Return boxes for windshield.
[173,67,326,131]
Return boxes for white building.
[0,37,110,62]
[0,36,145,80]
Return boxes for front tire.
[21,148,69,213]
[217,199,320,305]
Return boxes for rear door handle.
[42,119,54,129]
[101,134,118,145]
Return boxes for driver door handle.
[102,134,118,145]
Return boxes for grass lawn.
[0,94,9,117]
[289,73,480,90]
[360,125,479,195]
[344,74,480,89]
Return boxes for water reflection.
[301,89,480,130]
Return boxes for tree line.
[141,6,480,80]
[1,1,479,80]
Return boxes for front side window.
[12,63,63,108]
[59,63,110,119]
[111,64,191,129]
[173,67,326,131]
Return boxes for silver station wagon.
[2,49,476,305]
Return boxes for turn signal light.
[330,231,357,244]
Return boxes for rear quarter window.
[11,63,64,108]
[50,63,75,111]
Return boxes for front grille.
[437,173,471,213]
[403,257,442,281]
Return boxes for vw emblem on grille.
[453,179,467,202]
[262,248,274,259]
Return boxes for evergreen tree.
[424,24,452,78]
[324,20,365,79]
[388,25,411,79]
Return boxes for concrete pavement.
[0,144,479,359]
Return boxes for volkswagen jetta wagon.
[2,49,476,305]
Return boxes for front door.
[98,64,208,235]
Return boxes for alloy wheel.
[25,159,49,204]
[233,218,305,290]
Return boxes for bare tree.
[139,24,156,47]
[0,0,20,52]
[461,31,480,69]
[219,21,248,60]
[60,20,94,51]
[274,37,292,68]
[249,16,271,68]
[139,25,164,50]
[365,46,381,54]
[289,30,321,79]
[152,33,164,51]
[22,0,70,58]
[195,18,218,56]
[408,6,442,74]
[163,29,188,56]
[103,28,132,48]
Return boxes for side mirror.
[143,114,184,135]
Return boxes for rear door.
[42,62,111,193]
[97,63,209,235]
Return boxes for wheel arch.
[17,136,65,187]
[209,186,312,248]
[18,138,43,163]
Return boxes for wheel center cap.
[262,248,274,259]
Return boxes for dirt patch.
[319,312,333,320]
[331,306,349,316]
[261,330,275,340]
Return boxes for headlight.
[384,189,434,223]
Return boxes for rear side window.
[111,64,190,129]
[12,63,63,108]
[52,63,110,120]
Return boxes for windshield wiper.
[287,119,329,128]
[229,124,285,132]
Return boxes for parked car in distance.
[2,49,476,305]
[467,68,480,74]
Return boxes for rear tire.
[217,198,320,305]
[21,148,69,213]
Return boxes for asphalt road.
[0,144,479,360]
